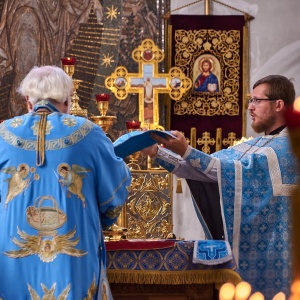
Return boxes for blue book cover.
[113,130,175,158]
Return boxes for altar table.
[106,240,241,300]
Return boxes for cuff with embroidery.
[155,145,182,173]
[182,145,193,159]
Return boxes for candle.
[61,57,76,65]
[235,281,252,300]
[219,282,235,300]
[248,292,264,300]
[272,292,286,300]
[125,120,141,130]
[96,94,110,102]
[294,96,300,111]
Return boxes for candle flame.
[294,96,300,112]
[290,280,300,297]
[219,282,235,300]
[235,281,252,300]
[248,292,264,300]
[272,292,285,300]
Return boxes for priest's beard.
[252,113,276,134]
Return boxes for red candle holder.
[96,94,110,102]
[61,57,76,78]
[95,94,110,116]
[61,57,76,65]
[126,120,141,131]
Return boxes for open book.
[113,130,175,158]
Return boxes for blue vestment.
[156,128,299,299]
[0,108,131,299]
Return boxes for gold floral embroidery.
[10,118,23,128]
[63,117,77,127]
[31,120,53,135]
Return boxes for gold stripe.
[216,128,222,151]
[190,127,197,148]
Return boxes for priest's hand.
[140,143,158,157]
[150,130,188,157]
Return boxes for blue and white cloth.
[193,240,232,265]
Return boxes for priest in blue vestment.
[141,75,300,299]
[0,65,131,299]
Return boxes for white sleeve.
[155,145,217,182]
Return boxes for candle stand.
[61,57,87,118]
[90,94,116,133]
[125,121,142,170]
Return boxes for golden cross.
[197,132,215,154]
[105,39,192,129]
[223,132,237,147]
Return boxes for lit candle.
[96,94,110,102]
[272,292,286,300]
[219,282,235,300]
[61,57,76,65]
[248,292,264,300]
[125,120,141,130]
[235,281,252,300]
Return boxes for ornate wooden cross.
[105,39,192,129]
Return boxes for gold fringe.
[107,269,242,286]
[36,113,48,166]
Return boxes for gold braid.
[36,112,49,166]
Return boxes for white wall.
[170,0,300,240]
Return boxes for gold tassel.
[36,112,48,166]
[176,178,183,193]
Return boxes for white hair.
[18,65,74,106]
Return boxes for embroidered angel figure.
[57,163,91,208]
[1,163,30,207]
[27,282,70,300]
[4,227,87,262]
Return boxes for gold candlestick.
[61,57,88,118]
[125,120,142,169]
[61,57,76,78]
[90,94,116,133]
[70,79,88,118]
